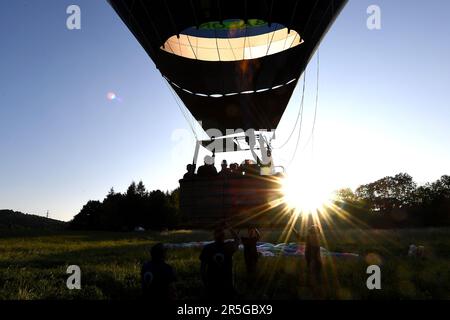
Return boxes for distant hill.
[0,210,66,231]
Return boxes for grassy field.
[0,228,449,300]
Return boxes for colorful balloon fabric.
[165,241,359,258]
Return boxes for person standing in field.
[240,225,261,275]
[141,243,177,300]
[200,224,240,300]
[292,225,323,288]
[305,225,322,286]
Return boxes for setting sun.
[281,172,335,215]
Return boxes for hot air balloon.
[108,0,347,227]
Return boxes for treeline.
[70,182,181,231]
[70,173,450,231]
[334,173,450,228]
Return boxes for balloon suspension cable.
[302,49,320,156]
[163,78,199,141]
[288,49,320,168]
[124,3,199,141]
[275,71,306,150]
[127,1,198,142]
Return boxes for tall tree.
[136,181,147,197]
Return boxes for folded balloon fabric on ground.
[166,241,360,258]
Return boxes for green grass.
[0,228,449,300]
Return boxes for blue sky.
[0,0,449,221]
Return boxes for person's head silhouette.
[204,155,214,165]
[248,225,258,238]
[308,225,320,235]
[151,243,166,262]
[221,160,228,170]
[214,226,225,244]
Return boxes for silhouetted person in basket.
[200,224,240,300]
[197,155,218,177]
[219,160,231,176]
[229,163,240,176]
[141,243,177,300]
[183,164,196,179]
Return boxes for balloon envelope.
[108,0,347,136]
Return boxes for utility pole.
[46,210,49,219]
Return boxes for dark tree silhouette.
[70,200,103,230]
[336,173,450,228]
[71,174,449,231]
[70,182,182,231]
[355,173,416,211]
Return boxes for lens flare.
[106,91,117,101]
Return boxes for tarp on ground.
[165,240,359,258]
